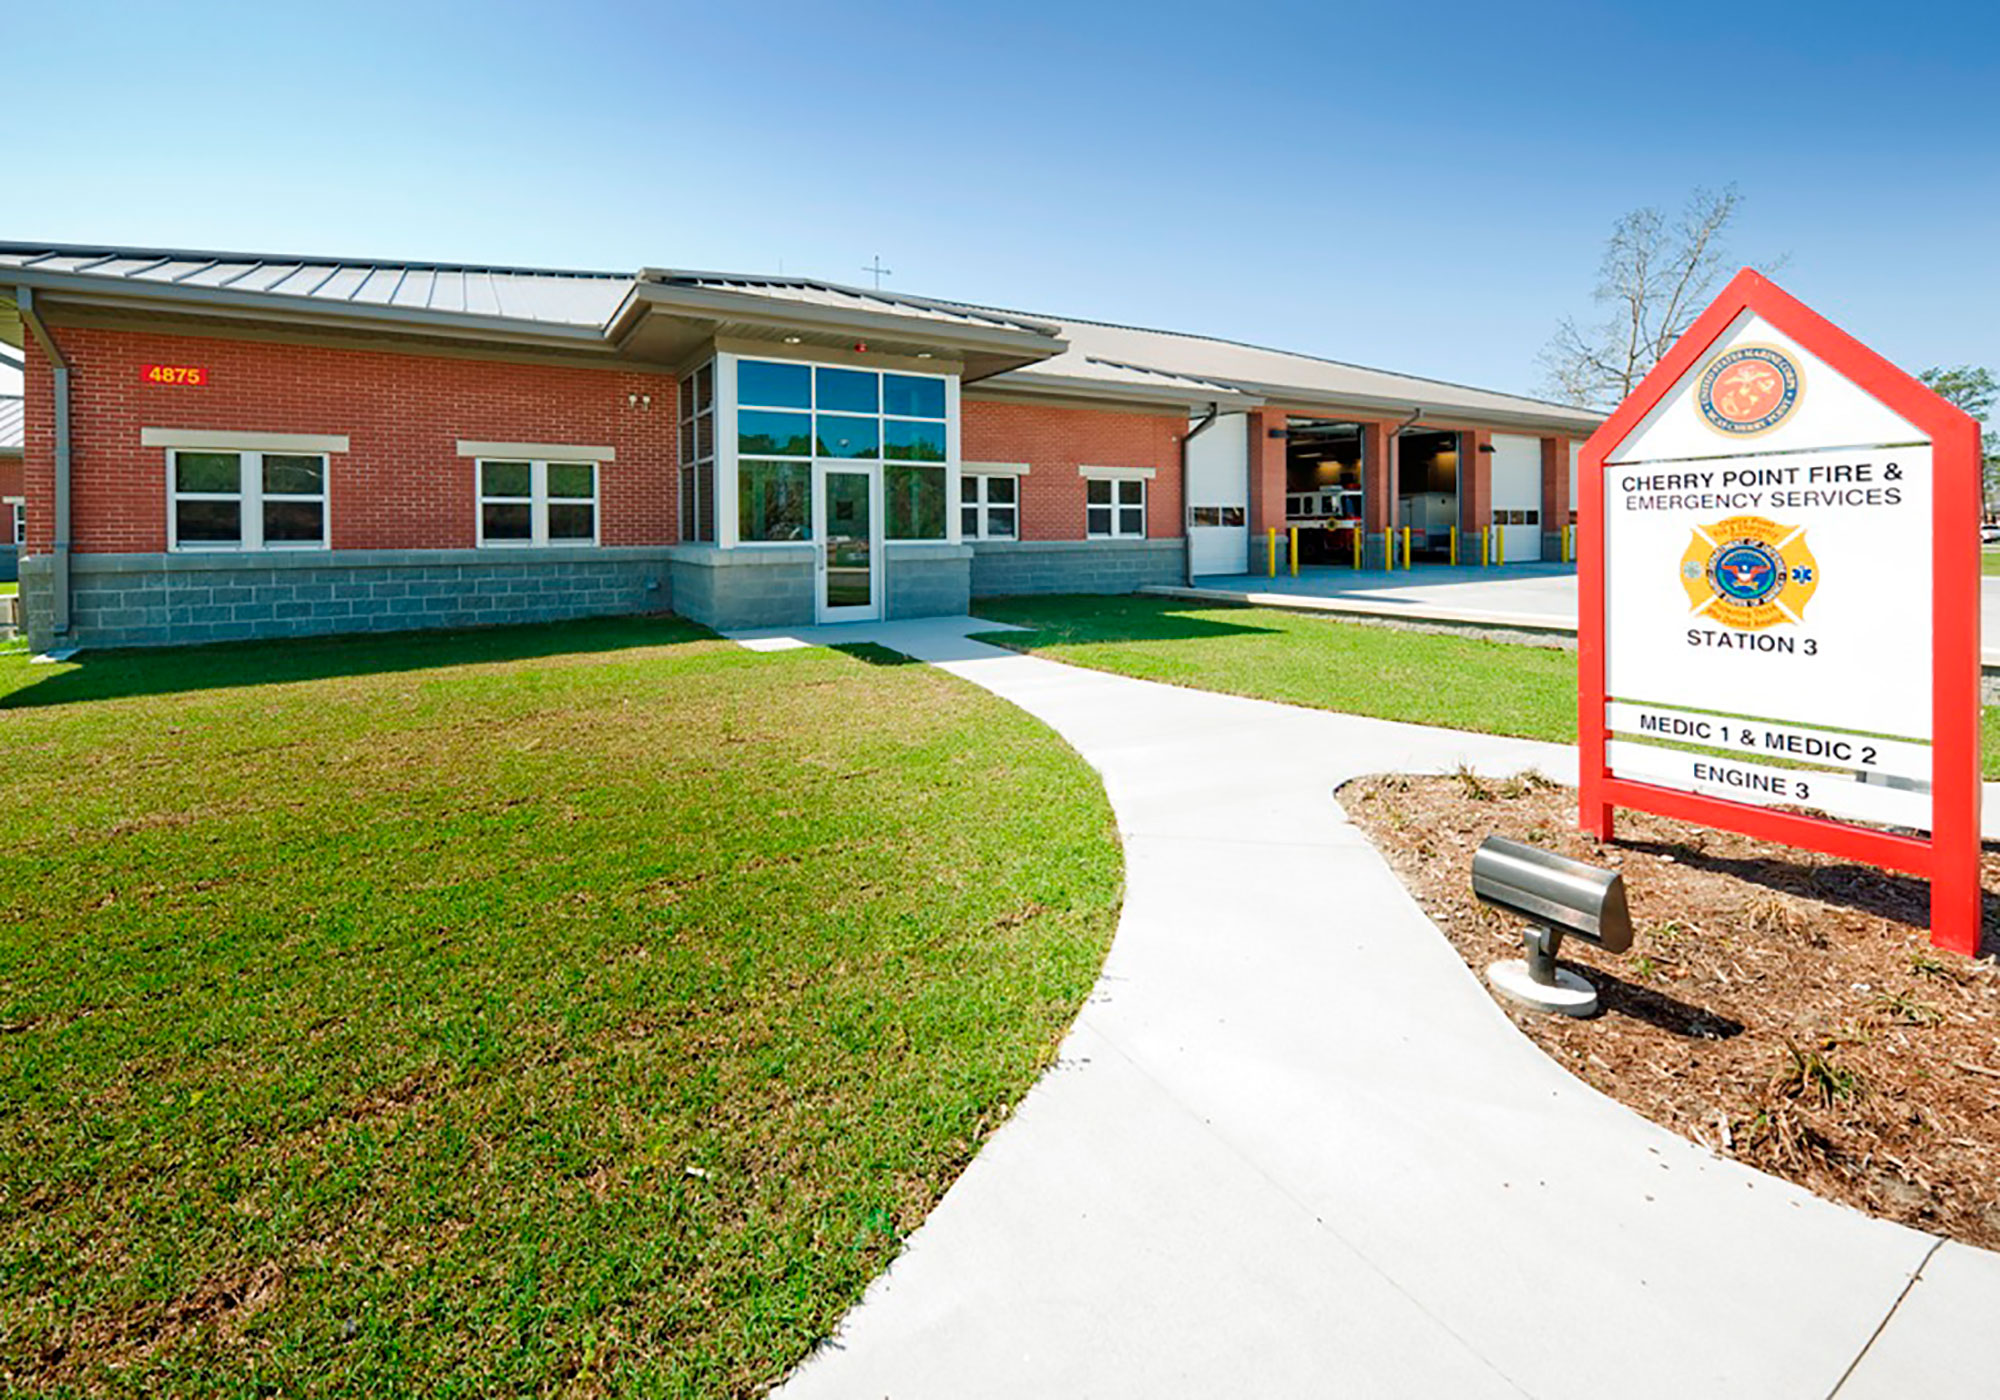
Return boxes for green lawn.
[973,594,2000,780]
[0,619,1121,1396]
[974,594,1578,743]
[1982,546,2000,576]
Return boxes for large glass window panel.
[695,363,713,412]
[548,463,594,499]
[738,359,811,408]
[815,413,879,459]
[482,460,532,497]
[263,500,324,543]
[261,454,323,495]
[739,409,812,457]
[176,499,241,543]
[886,464,946,539]
[176,451,241,494]
[816,367,878,414]
[549,503,596,541]
[884,418,946,462]
[883,374,945,419]
[738,459,811,542]
[680,417,695,464]
[483,502,532,540]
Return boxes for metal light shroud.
[1472,837,1633,955]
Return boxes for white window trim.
[960,472,1021,542]
[1078,464,1156,481]
[457,440,616,462]
[166,448,330,552]
[476,458,601,548]
[4,497,22,548]
[1085,474,1148,540]
[144,428,349,454]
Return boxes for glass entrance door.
[814,465,880,623]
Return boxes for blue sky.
[3,0,1995,405]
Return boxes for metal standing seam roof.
[0,245,635,327]
[0,241,1601,425]
[647,271,1060,338]
[958,306,1605,428]
[0,396,22,454]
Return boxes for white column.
[715,352,739,548]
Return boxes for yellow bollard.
[1401,527,1411,569]
[1480,527,1489,567]
[1563,522,1573,563]
[1289,527,1299,578]
[1267,527,1278,578]
[1384,528,1393,571]
[1352,525,1362,571]
[1450,526,1458,566]
[1496,524,1506,567]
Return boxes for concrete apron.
[726,617,1998,1400]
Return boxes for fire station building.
[0,242,1600,651]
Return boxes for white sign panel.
[1601,309,1934,829]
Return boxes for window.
[478,458,599,546]
[1086,477,1146,539]
[961,474,1018,540]
[733,357,952,543]
[5,500,22,547]
[739,460,810,542]
[679,362,715,542]
[887,463,946,539]
[1189,506,1245,528]
[169,449,327,550]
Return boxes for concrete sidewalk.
[729,617,1997,1399]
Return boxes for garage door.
[1187,411,1249,575]
[1489,433,1543,563]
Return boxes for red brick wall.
[20,327,677,555]
[962,397,1184,540]
[0,455,21,502]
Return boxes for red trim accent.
[1578,269,1983,955]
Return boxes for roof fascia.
[967,372,1261,413]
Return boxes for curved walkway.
[733,618,1998,1399]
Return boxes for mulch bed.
[1342,770,2000,1251]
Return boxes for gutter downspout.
[1180,403,1222,586]
[16,288,71,639]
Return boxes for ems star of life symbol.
[1697,344,1802,436]
[1679,514,1818,630]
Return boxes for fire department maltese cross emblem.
[1697,344,1802,436]
[1680,515,1818,631]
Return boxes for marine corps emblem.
[1679,515,1818,630]
[1696,344,1802,436]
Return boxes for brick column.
[1459,428,1492,562]
[1540,436,1569,562]
[1247,409,1287,535]
[1362,419,1394,567]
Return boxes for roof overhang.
[1232,377,1603,436]
[0,266,616,358]
[971,366,1262,413]
[611,278,1067,383]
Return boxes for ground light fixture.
[1470,835,1632,1017]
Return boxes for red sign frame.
[1578,269,1984,955]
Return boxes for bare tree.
[1541,185,1754,410]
